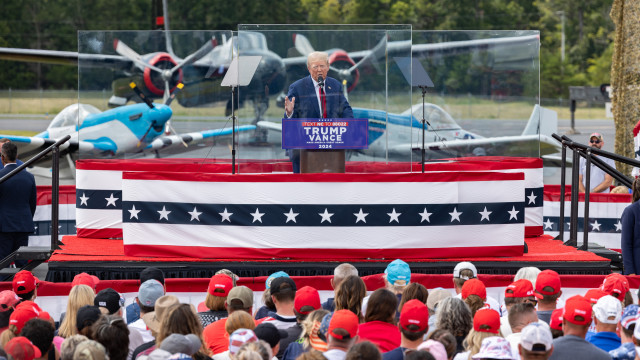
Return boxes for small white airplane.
[258,103,561,162]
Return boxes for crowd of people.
[0,261,634,360]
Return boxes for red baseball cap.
[399,299,429,332]
[72,273,100,289]
[9,304,48,333]
[549,308,563,331]
[328,309,359,340]
[601,274,629,300]
[505,279,534,298]
[473,308,500,334]
[5,337,42,360]
[294,286,321,315]
[563,295,592,326]
[584,288,607,304]
[461,278,486,300]
[12,270,39,295]
[534,270,561,299]
[208,274,233,297]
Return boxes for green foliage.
[0,0,615,99]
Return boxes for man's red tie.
[319,85,327,118]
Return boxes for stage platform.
[46,235,611,282]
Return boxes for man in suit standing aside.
[0,142,37,261]
[284,51,353,173]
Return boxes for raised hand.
[284,96,295,117]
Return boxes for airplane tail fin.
[521,104,558,137]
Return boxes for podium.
[282,118,369,174]
[300,149,346,173]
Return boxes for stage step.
[0,246,54,281]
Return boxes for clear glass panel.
[77,30,234,161]
[237,25,413,172]
[411,30,541,160]
[76,29,541,172]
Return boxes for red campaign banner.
[543,184,630,203]
[36,185,76,205]
[122,170,524,183]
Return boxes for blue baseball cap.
[622,304,640,330]
[385,259,411,286]
[265,271,289,289]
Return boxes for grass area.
[0,91,608,121]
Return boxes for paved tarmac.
[0,114,617,186]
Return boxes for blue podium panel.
[282,118,369,149]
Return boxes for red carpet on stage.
[51,234,606,264]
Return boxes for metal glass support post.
[51,146,61,250]
[581,149,591,251]
[565,149,580,247]
[556,140,567,241]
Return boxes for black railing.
[0,135,71,262]
[552,134,639,250]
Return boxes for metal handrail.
[0,135,71,253]
[552,133,634,250]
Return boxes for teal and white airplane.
[258,102,561,162]
[0,84,255,171]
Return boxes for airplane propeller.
[114,37,217,103]
[293,33,388,85]
[129,81,155,109]
[129,82,188,148]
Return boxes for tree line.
[0,0,614,99]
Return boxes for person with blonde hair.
[334,276,366,322]
[73,340,108,360]
[282,309,329,360]
[60,335,89,360]
[234,340,272,360]
[59,285,96,338]
[453,309,502,360]
[213,311,258,360]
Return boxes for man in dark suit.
[0,142,37,261]
[284,51,353,172]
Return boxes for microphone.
[317,75,324,87]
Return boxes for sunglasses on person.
[525,298,538,305]
[590,139,601,144]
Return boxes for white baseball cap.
[520,323,553,352]
[453,262,477,280]
[593,295,622,324]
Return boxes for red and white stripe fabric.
[30,186,76,246]
[75,157,542,241]
[543,185,630,251]
[122,171,526,259]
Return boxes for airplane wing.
[0,134,121,166]
[0,47,133,71]
[282,34,539,67]
[386,134,560,159]
[143,125,256,151]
